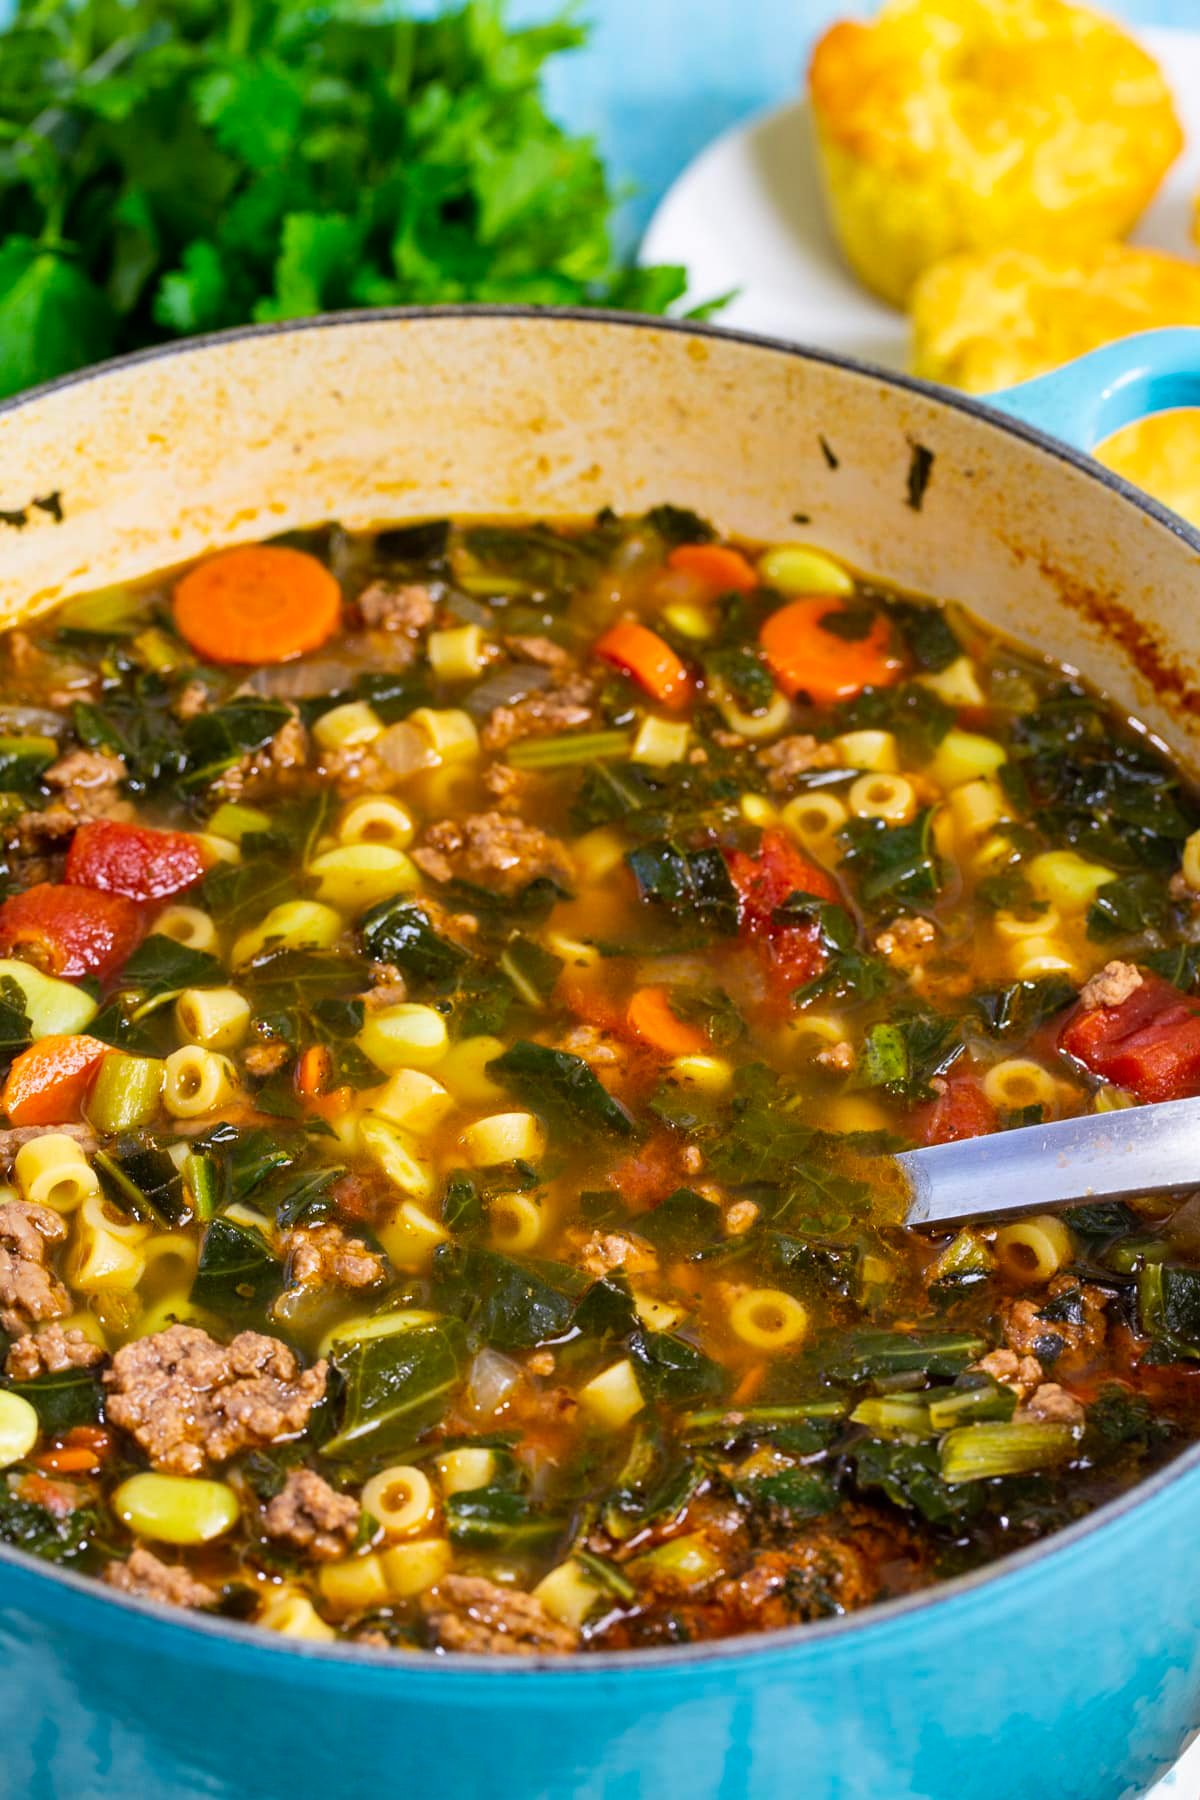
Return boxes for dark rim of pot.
[0,303,1198,1676]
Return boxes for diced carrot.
[296,1044,334,1098]
[66,820,211,902]
[593,621,692,710]
[35,1447,99,1475]
[34,1425,111,1476]
[667,543,758,594]
[173,545,341,666]
[626,987,709,1058]
[0,883,145,980]
[760,595,902,703]
[2,1033,108,1126]
[731,1364,767,1406]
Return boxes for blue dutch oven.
[0,310,1199,1800]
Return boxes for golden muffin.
[809,0,1182,308]
[910,244,1200,392]
[910,244,1200,529]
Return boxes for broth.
[0,508,1196,1654]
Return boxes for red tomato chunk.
[0,883,145,980]
[726,829,841,999]
[1059,972,1200,1103]
[66,820,211,902]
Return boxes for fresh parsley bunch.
[0,0,690,397]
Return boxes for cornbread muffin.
[910,244,1200,393]
[809,0,1181,308]
[911,244,1200,529]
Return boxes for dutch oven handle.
[988,326,1200,454]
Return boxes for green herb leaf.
[324,1323,464,1461]
[486,1040,637,1139]
[118,933,225,998]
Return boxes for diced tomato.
[0,883,145,980]
[1059,972,1200,1103]
[726,828,842,1002]
[2,1033,108,1126]
[65,819,211,901]
[911,1072,997,1146]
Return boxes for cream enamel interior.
[1,309,1199,767]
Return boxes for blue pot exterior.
[3,1448,1198,1800]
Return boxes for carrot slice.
[667,544,758,594]
[626,987,709,1058]
[296,1043,333,1098]
[593,621,691,710]
[760,596,902,704]
[172,545,341,666]
[3,1033,107,1126]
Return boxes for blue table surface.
[493,0,1200,240]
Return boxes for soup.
[0,509,1197,1655]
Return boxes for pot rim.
[1,300,1197,1677]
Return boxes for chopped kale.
[1087,873,1170,942]
[889,601,961,673]
[839,809,943,905]
[432,1244,580,1351]
[117,933,225,997]
[625,840,740,937]
[969,978,1076,1039]
[324,1322,465,1461]
[856,1013,960,1101]
[486,1041,637,1139]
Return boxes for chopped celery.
[206,801,273,842]
[1103,1236,1168,1277]
[132,627,190,674]
[927,1380,1016,1429]
[927,1228,994,1286]
[0,959,97,1038]
[55,586,144,636]
[630,1531,720,1586]
[85,1054,163,1133]
[185,1152,221,1222]
[850,1394,933,1437]
[507,730,633,770]
[939,1420,1077,1483]
[573,1549,637,1603]
[0,735,57,790]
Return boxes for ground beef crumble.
[568,1228,658,1279]
[5,1321,104,1381]
[280,1223,385,1292]
[215,716,309,802]
[105,1547,218,1611]
[104,1324,328,1476]
[479,673,595,752]
[423,1574,578,1656]
[0,1202,70,1335]
[413,811,573,895]
[1078,960,1143,1010]
[1001,1276,1109,1364]
[357,581,436,644]
[261,1469,360,1560]
[757,734,841,792]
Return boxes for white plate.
[646,27,1200,1797]
[643,26,1200,373]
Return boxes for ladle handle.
[898,1093,1200,1228]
